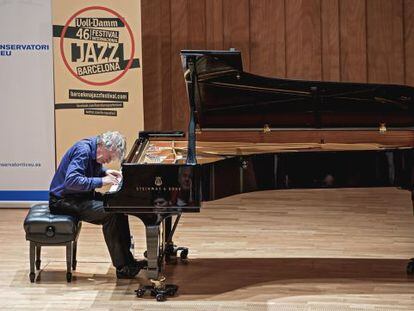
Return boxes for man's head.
[96,131,126,164]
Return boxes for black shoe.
[116,264,141,279]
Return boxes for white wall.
[0,0,55,206]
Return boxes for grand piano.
[104,49,414,300]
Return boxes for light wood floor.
[2,187,414,310]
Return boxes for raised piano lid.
[180,50,414,130]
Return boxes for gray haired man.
[49,131,145,278]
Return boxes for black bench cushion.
[24,204,81,244]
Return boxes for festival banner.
[51,0,144,165]
[0,0,55,206]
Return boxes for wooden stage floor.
[2,187,414,310]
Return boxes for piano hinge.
[263,124,271,133]
[379,122,387,134]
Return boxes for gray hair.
[97,131,126,160]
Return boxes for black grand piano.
[104,49,414,300]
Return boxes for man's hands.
[102,169,122,186]
[106,169,122,179]
[102,175,119,186]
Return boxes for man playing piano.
[49,131,146,279]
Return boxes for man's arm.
[64,148,102,191]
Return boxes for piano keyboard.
[109,180,122,193]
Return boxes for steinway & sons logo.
[136,176,180,192]
[136,186,181,192]
[155,176,163,186]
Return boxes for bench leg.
[72,241,77,271]
[29,242,36,282]
[66,242,72,282]
[35,245,41,270]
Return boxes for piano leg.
[145,225,160,280]
[134,214,178,301]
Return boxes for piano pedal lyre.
[163,214,189,262]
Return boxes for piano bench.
[23,203,82,283]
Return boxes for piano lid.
[180,50,414,130]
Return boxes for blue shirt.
[49,137,106,198]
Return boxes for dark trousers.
[49,194,134,268]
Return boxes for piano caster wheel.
[180,248,188,260]
[156,294,165,302]
[407,258,414,275]
[165,244,175,255]
[66,272,72,282]
[165,284,178,296]
[35,259,41,270]
[136,288,146,297]
[155,285,177,301]
[29,272,35,283]
[164,244,177,263]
